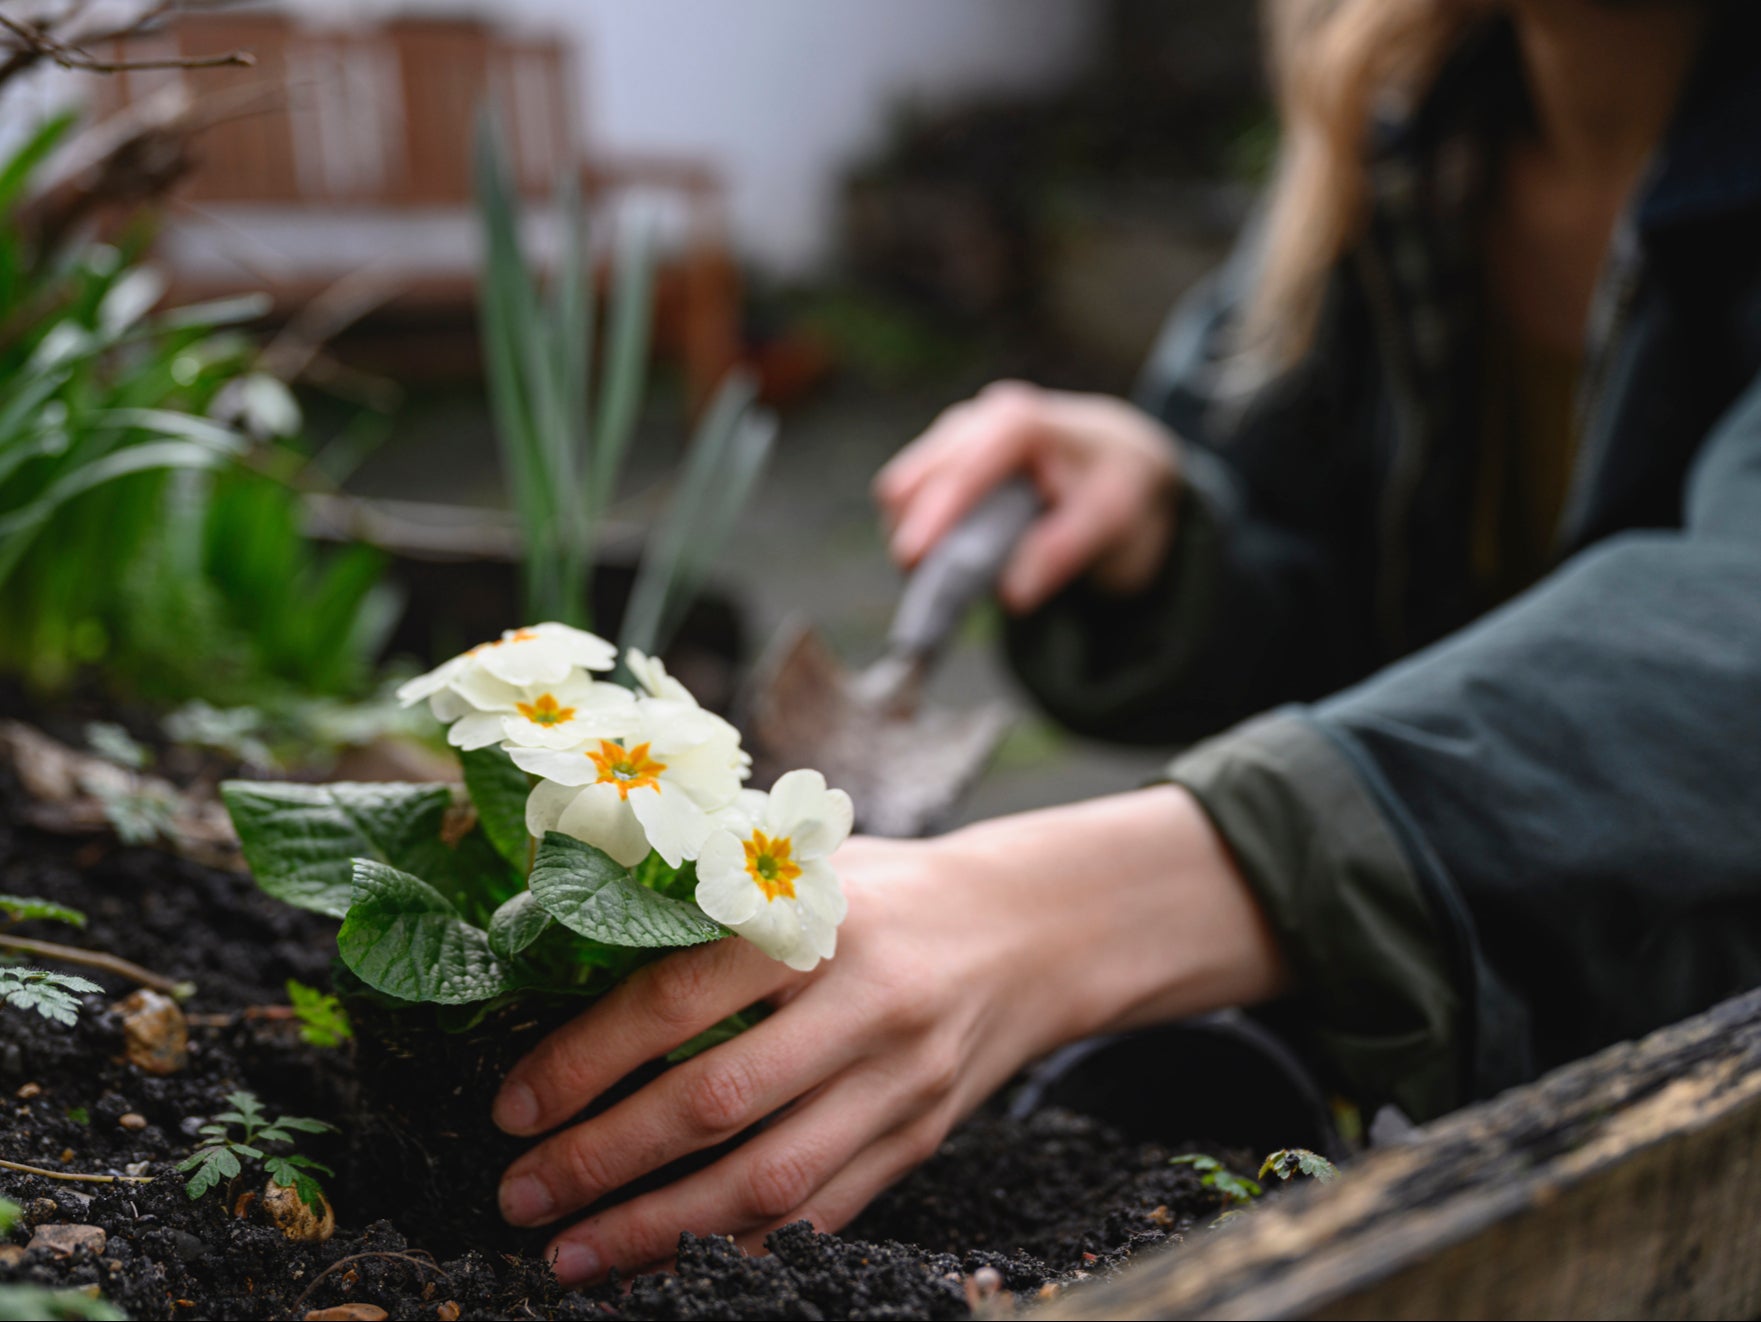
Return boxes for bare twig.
[0,10,253,76]
[0,933,183,996]
[0,1157,153,1184]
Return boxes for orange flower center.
[743,830,801,902]
[587,740,666,799]
[515,693,575,727]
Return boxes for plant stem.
[0,1157,152,1184]
[0,934,183,996]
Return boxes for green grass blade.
[0,111,77,214]
[591,220,656,521]
[619,369,774,658]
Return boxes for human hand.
[873,380,1183,612]
[491,786,1286,1285]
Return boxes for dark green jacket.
[1006,13,1761,1120]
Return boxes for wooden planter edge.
[1041,985,1761,1321]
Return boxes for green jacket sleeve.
[1175,366,1761,1118]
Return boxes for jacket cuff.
[1166,709,1466,1120]
[1000,443,1238,744]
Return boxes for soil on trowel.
[0,769,1248,1320]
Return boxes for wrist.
[946,784,1288,1053]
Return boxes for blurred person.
[492,0,1761,1283]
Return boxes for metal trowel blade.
[740,617,1011,838]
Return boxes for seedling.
[1170,1154,1263,1205]
[179,1090,335,1212]
[1260,1148,1341,1185]
[286,979,352,1048]
[0,966,103,1027]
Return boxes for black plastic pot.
[1007,1011,1346,1161]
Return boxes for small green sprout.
[0,967,103,1027]
[179,1090,335,1212]
[286,979,352,1048]
[85,721,150,771]
[93,782,178,846]
[66,1106,90,1126]
[1170,1153,1263,1204]
[1260,1148,1341,1185]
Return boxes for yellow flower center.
[743,830,801,902]
[515,693,575,727]
[467,628,539,657]
[587,740,666,799]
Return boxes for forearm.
[942,784,1290,1054]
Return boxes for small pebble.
[27,1223,107,1258]
[14,1081,41,1100]
[168,1229,206,1263]
[115,989,189,1075]
[124,1161,151,1177]
[118,1112,147,1131]
[304,1306,389,1322]
[0,1246,24,1268]
[436,1303,462,1322]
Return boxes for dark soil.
[0,783,1250,1320]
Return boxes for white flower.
[513,699,748,868]
[625,648,696,704]
[442,672,639,751]
[695,769,852,972]
[395,624,618,724]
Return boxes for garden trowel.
[742,478,1041,838]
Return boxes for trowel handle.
[888,476,1042,659]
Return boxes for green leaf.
[1260,1148,1340,1185]
[528,832,726,949]
[181,1145,240,1199]
[460,745,534,871]
[487,890,552,960]
[220,780,453,918]
[0,894,86,928]
[285,979,352,1048]
[338,861,520,1005]
[269,1115,333,1135]
[0,968,102,1027]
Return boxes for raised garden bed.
[0,765,1256,1320]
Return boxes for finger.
[498,995,872,1227]
[542,1065,913,1285]
[888,395,1044,566]
[734,1113,943,1252]
[493,938,796,1137]
[998,468,1140,612]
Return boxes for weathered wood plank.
[1043,987,1761,1321]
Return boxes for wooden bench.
[94,11,741,404]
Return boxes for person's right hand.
[873,380,1183,613]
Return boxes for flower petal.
[447,710,508,750]
[629,785,715,868]
[557,782,650,868]
[526,778,580,838]
[695,831,762,925]
[507,744,601,787]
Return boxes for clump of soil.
[0,784,1243,1319]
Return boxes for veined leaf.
[529,832,725,949]
[459,745,533,871]
[220,781,453,918]
[488,890,553,960]
[338,861,519,1004]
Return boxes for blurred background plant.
[0,107,399,712]
[473,109,773,659]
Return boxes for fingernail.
[550,1239,601,1285]
[493,1080,538,1133]
[499,1173,554,1226]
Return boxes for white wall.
[300,0,1102,276]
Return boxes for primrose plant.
[221,623,851,1023]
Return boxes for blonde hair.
[1243,0,1483,373]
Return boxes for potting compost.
[0,762,1252,1320]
